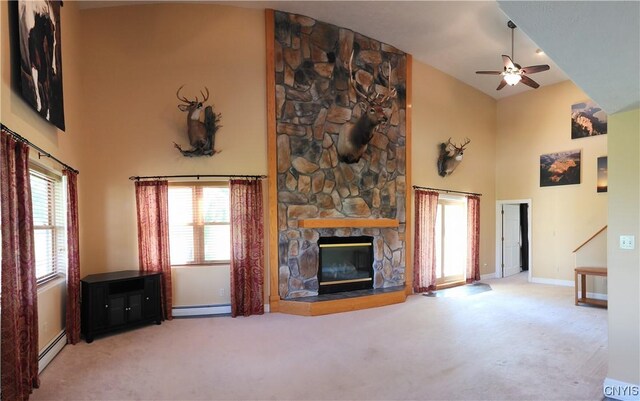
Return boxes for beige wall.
[607,108,639,386]
[77,4,268,304]
[37,278,66,350]
[412,60,497,276]
[496,81,608,283]
[172,265,231,306]
[574,228,607,268]
[1,1,85,352]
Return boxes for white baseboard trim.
[529,278,608,300]
[604,378,640,400]
[586,291,608,301]
[38,330,66,374]
[173,304,231,317]
[173,302,270,317]
[530,277,574,287]
[480,273,496,280]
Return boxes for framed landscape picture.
[540,150,581,187]
[571,100,606,139]
[17,0,65,131]
[597,156,608,193]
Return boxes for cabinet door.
[127,293,143,322]
[88,284,109,331]
[143,276,160,319]
[108,294,126,326]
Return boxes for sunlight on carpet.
[423,282,492,298]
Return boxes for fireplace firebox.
[318,236,374,294]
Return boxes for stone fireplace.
[273,11,407,299]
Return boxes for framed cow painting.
[17,0,65,131]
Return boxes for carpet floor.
[423,282,492,298]
[31,273,607,400]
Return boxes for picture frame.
[17,0,65,131]
[571,100,606,139]
[540,149,581,187]
[597,156,608,193]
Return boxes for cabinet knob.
[146,297,150,300]
[105,305,109,308]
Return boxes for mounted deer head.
[174,85,221,157]
[437,138,470,177]
[337,51,397,164]
[177,85,209,117]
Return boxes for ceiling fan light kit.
[476,20,550,90]
[504,72,522,86]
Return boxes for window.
[30,165,67,283]
[168,182,230,265]
[435,197,467,285]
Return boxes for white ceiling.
[230,1,569,100]
[77,1,640,113]
[498,1,640,114]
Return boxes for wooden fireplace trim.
[298,218,399,229]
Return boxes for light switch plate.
[620,235,635,250]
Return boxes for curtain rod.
[129,174,267,181]
[412,185,482,197]
[1,124,79,174]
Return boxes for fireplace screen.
[318,236,374,294]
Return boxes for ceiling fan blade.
[521,64,550,74]
[502,55,515,69]
[520,75,540,89]
[497,79,507,90]
[476,71,503,75]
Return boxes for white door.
[502,204,521,277]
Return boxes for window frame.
[29,162,67,286]
[435,196,467,285]
[168,181,231,267]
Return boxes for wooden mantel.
[298,218,399,229]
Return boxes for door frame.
[495,199,532,281]
[435,196,468,285]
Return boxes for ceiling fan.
[476,21,550,90]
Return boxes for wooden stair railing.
[573,225,607,253]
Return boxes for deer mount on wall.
[437,138,470,177]
[174,85,222,157]
[336,51,397,164]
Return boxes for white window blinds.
[168,183,230,265]
[30,166,67,282]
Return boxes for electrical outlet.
[219,288,225,296]
[620,235,635,250]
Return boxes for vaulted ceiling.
[498,0,640,114]
[79,1,640,114]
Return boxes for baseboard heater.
[172,304,232,317]
[38,330,66,374]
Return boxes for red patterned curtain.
[135,180,172,320]
[1,131,40,400]
[413,190,439,293]
[64,169,81,344]
[229,179,264,317]
[466,195,481,283]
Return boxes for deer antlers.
[446,137,471,152]
[348,50,397,107]
[176,85,210,105]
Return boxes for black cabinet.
[81,270,162,343]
